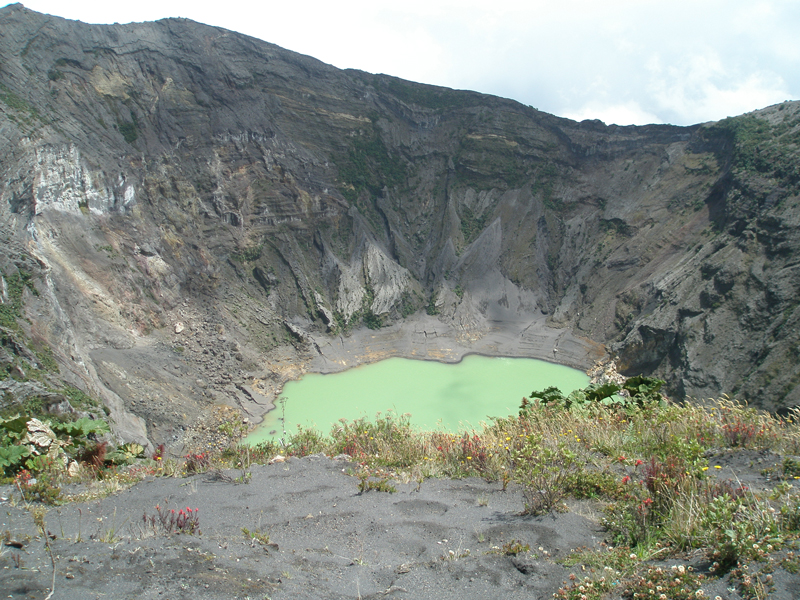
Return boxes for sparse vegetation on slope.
[218,382,800,598]
[4,378,800,598]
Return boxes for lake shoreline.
[244,314,605,439]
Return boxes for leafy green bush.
[329,411,418,466]
[363,309,383,330]
[513,434,579,515]
[118,119,138,144]
[702,493,782,567]
[286,426,326,457]
[0,414,110,477]
[355,466,397,493]
[522,376,665,414]
[565,469,626,500]
[106,442,146,466]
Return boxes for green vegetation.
[0,414,112,498]
[0,269,36,330]
[0,83,44,125]
[213,381,800,598]
[336,128,408,202]
[356,466,397,493]
[362,309,383,330]
[458,204,489,244]
[523,375,665,413]
[706,113,800,194]
[399,291,417,318]
[534,162,561,208]
[231,243,263,262]
[5,356,800,596]
[117,117,139,144]
[425,294,440,316]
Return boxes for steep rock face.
[1,4,799,445]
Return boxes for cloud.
[645,53,791,124]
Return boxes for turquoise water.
[244,355,589,444]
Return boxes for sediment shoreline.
[245,314,606,427]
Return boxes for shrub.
[603,456,695,548]
[328,411,418,467]
[497,540,530,555]
[286,426,326,457]
[701,493,782,567]
[565,469,626,500]
[523,376,665,414]
[513,434,579,515]
[625,564,709,600]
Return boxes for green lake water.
[245,355,589,444]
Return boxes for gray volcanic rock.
[1,4,800,445]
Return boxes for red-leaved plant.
[143,504,200,535]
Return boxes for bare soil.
[1,451,799,600]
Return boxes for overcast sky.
[5,0,799,126]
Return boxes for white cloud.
[646,53,791,124]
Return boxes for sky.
[4,0,799,126]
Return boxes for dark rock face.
[2,4,799,444]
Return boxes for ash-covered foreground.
[2,452,799,600]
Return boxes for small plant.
[218,418,248,440]
[31,506,57,600]
[184,452,210,474]
[152,443,166,462]
[721,420,759,447]
[701,493,781,568]
[286,426,326,457]
[242,526,271,547]
[355,467,397,494]
[625,564,709,600]
[142,504,200,535]
[565,469,626,500]
[781,550,800,573]
[106,442,145,465]
[441,548,471,561]
[497,540,530,555]
[78,441,108,471]
[554,573,615,600]
[233,445,252,484]
[779,492,800,531]
[459,432,490,473]
[783,457,800,478]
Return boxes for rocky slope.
[1,4,799,447]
